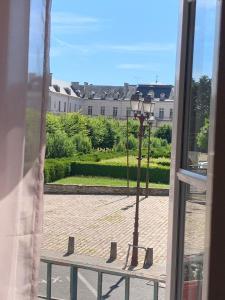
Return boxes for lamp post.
[145,114,155,197]
[130,91,155,266]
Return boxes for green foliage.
[46,131,74,158]
[44,159,71,183]
[45,112,172,159]
[44,158,170,184]
[114,135,138,152]
[143,137,171,158]
[197,118,209,152]
[61,113,88,137]
[46,113,63,134]
[190,76,211,150]
[154,124,172,144]
[72,134,92,154]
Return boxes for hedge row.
[44,159,170,184]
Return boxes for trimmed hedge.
[44,159,71,183]
[70,162,169,184]
[44,158,170,184]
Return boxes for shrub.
[70,161,170,184]
[154,124,172,144]
[44,159,71,183]
[46,131,74,158]
[44,157,170,184]
[72,134,92,154]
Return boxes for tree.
[72,134,92,154]
[46,130,74,158]
[154,124,172,144]
[46,113,63,134]
[197,118,209,152]
[61,113,88,137]
[190,76,211,150]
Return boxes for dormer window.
[64,87,71,95]
[114,91,120,100]
[53,85,60,92]
[75,89,81,97]
[101,91,107,100]
[160,92,166,100]
[148,90,154,99]
[88,91,95,99]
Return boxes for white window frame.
[100,106,105,115]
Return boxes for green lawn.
[53,176,169,189]
[100,156,170,166]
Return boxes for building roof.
[49,79,79,98]
[49,78,174,101]
[137,84,173,99]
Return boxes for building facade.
[48,78,174,127]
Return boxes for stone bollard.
[109,242,117,261]
[67,236,75,255]
[143,248,153,268]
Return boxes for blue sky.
[50,0,179,85]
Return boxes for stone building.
[48,77,174,127]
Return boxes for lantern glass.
[143,101,151,113]
[138,99,143,112]
[150,102,155,113]
[130,100,139,111]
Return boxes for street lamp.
[130,91,155,266]
[145,114,155,198]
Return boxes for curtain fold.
[0,1,51,299]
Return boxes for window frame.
[100,106,105,115]
[166,0,225,299]
[113,106,118,118]
[88,105,92,116]
[159,107,164,119]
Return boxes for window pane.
[183,0,216,175]
[182,184,206,300]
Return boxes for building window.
[88,106,92,115]
[170,108,173,119]
[74,104,76,112]
[58,101,61,112]
[159,108,164,119]
[113,107,118,117]
[64,102,66,112]
[100,106,105,115]
[126,107,131,117]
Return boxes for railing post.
[125,277,130,300]
[46,263,52,300]
[153,281,159,300]
[97,272,103,300]
[70,266,78,300]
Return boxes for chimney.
[71,81,79,88]
[124,82,129,97]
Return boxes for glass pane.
[182,184,206,300]
[183,0,217,175]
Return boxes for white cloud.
[117,64,149,70]
[116,63,161,71]
[51,12,100,34]
[98,43,175,53]
[51,39,175,57]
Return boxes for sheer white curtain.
[0,1,51,299]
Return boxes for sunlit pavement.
[42,194,169,267]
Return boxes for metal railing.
[38,253,165,300]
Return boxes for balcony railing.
[38,250,165,300]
